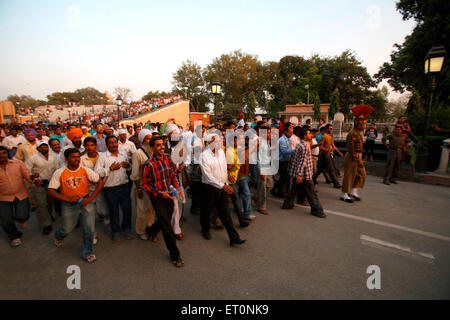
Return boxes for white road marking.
[268,197,450,242]
[360,234,435,260]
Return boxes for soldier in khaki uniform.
[340,107,373,203]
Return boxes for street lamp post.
[30,112,34,125]
[46,110,50,122]
[68,107,72,122]
[211,81,222,122]
[116,95,123,122]
[305,84,310,104]
[415,45,446,172]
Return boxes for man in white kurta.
[130,129,156,241]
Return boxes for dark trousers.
[313,153,340,186]
[283,179,324,215]
[146,197,180,261]
[200,184,240,242]
[364,140,375,158]
[273,161,289,196]
[103,183,132,236]
[0,197,30,240]
[189,181,202,212]
[384,149,401,181]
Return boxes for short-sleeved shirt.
[49,166,99,199]
[320,134,333,154]
[0,159,30,201]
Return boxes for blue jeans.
[231,176,252,218]
[103,183,132,236]
[54,201,96,259]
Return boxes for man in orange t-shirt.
[48,148,105,263]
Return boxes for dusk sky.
[0,0,416,101]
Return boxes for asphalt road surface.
[1,175,449,299]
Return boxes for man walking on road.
[48,148,105,263]
[142,136,184,267]
[382,126,406,185]
[200,133,246,247]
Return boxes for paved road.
[1,175,449,299]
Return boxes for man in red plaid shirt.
[141,136,184,267]
[282,127,325,218]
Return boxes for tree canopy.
[375,0,450,131]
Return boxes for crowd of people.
[37,95,182,123]
[0,111,413,267]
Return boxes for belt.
[104,183,127,190]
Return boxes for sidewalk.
[334,158,450,187]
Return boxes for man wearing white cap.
[130,129,156,241]
[25,140,58,235]
[118,128,137,160]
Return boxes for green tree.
[204,50,267,110]
[365,86,389,121]
[328,88,340,120]
[313,94,321,121]
[7,94,41,110]
[222,103,242,122]
[74,87,109,105]
[245,91,256,121]
[172,60,209,112]
[375,0,450,132]
[293,66,322,104]
[142,91,172,101]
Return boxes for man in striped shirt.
[282,127,325,218]
[141,136,184,268]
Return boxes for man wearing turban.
[130,129,156,241]
[59,128,85,168]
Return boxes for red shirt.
[141,154,180,198]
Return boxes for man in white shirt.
[130,129,156,241]
[118,128,137,160]
[36,128,49,143]
[2,126,27,158]
[199,133,246,246]
[94,135,133,242]
[25,140,58,235]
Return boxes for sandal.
[85,254,97,263]
[175,233,184,240]
[172,258,184,268]
[54,238,63,248]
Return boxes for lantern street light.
[30,111,34,125]
[46,110,50,122]
[415,45,447,172]
[116,95,123,122]
[211,81,222,122]
[68,107,72,121]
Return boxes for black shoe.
[270,189,278,197]
[333,184,342,189]
[350,195,361,201]
[202,231,211,240]
[311,212,327,218]
[325,180,333,184]
[239,221,249,228]
[42,225,52,235]
[389,179,398,184]
[382,180,390,185]
[230,238,246,246]
[340,197,354,203]
[75,220,81,229]
[50,215,55,222]
[281,203,294,210]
